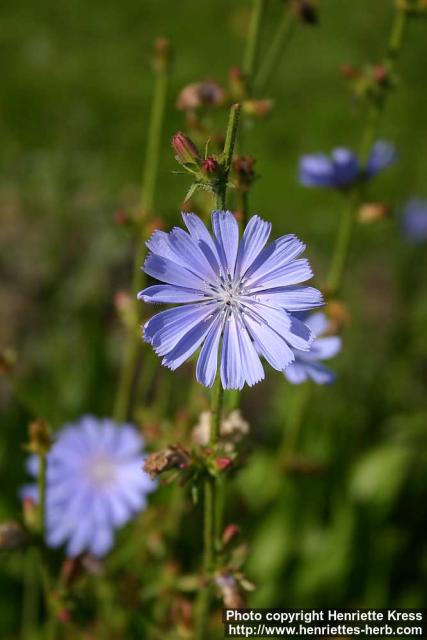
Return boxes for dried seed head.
[144,445,191,479]
[176,81,226,111]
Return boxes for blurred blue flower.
[139,211,323,389]
[21,416,155,558]
[299,141,396,188]
[284,312,342,384]
[401,199,427,244]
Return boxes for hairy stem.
[113,42,171,423]
[195,104,240,639]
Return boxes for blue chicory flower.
[284,312,342,384]
[139,210,323,390]
[401,198,427,244]
[299,140,396,189]
[21,416,155,558]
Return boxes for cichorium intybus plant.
[139,101,323,635]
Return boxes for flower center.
[87,455,116,486]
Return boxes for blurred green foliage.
[1,0,427,637]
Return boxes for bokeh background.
[1,0,427,636]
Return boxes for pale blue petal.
[138,284,208,304]
[305,311,329,336]
[236,318,265,386]
[286,315,313,351]
[144,303,216,356]
[254,286,323,311]
[168,227,218,283]
[244,313,294,371]
[220,314,244,389]
[182,212,221,273]
[90,527,114,557]
[250,258,313,291]
[244,235,306,287]
[305,361,336,384]
[211,210,239,277]
[365,140,397,177]
[331,148,359,186]
[284,362,308,384]
[66,518,95,557]
[299,154,335,187]
[144,254,206,290]
[311,335,342,360]
[196,314,224,387]
[162,313,217,370]
[235,214,272,278]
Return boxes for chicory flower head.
[139,210,323,390]
[401,198,427,244]
[21,416,155,558]
[284,312,342,385]
[299,140,396,189]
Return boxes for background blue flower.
[299,140,396,188]
[140,211,323,389]
[21,416,155,558]
[284,312,342,384]
[401,199,427,244]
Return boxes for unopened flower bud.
[396,0,427,14]
[0,521,29,550]
[113,209,131,226]
[115,290,137,328]
[153,37,172,73]
[233,155,257,192]
[57,609,71,624]
[228,66,247,100]
[0,348,16,375]
[242,99,273,119]
[372,65,389,86]
[326,300,351,333]
[358,202,390,224]
[201,156,220,175]
[22,497,39,532]
[340,63,361,79]
[222,523,240,545]
[291,0,319,24]
[216,457,232,472]
[171,132,201,166]
[25,419,52,456]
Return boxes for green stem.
[326,194,357,295]
[195,103,240,639]
[21,548,39,640]
[243,0,267,95]
[254,7,294,94]
[113,44,171,423]
[278,7,409,467]
[328,7,408,296]
[195,377,224,640]
[214,103,241,210]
